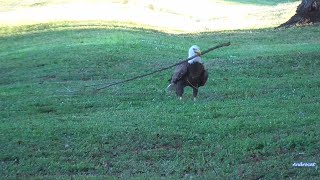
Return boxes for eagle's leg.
[176,81,184,99]
[192,87,198,101]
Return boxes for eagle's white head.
[188,45,202,64]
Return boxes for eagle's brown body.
[171,62,208,99]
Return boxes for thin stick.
[95,42,230,92]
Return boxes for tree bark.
[279,0,320,28]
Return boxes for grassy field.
[1,21,320,178]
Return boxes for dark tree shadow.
[279,0,320,27]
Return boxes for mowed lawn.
[1,23,320,178]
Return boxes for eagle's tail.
[166,83,176,92]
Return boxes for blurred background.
[0,0,300,32]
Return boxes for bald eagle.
[167,45,208,100]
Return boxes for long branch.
[94,42,231,92]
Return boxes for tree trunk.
[279,0,320,28]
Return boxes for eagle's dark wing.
[170,62,189,84]
[187,62,208,87]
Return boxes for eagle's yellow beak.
[195,50,201,56]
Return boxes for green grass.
[1,22,320,178]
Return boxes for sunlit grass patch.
[224,0,300,5]
[0,0,299,33]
